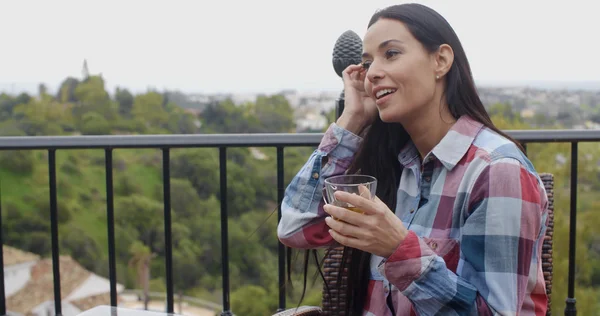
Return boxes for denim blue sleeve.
[277,123,362,248]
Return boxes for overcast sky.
[0,0,598,94]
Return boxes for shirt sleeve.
[277,123,363,249]
[378,157,548,315]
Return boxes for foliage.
[0,77,598,315]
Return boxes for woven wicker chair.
[274,173,555,316]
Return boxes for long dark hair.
[336,3,526,315]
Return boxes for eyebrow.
[362,39,403,58]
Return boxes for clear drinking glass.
[323,174,377,214]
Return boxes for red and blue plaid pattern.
[278,115,549,315]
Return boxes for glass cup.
[323,174,377,215]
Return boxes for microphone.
[332,30,363,119]
[332,30,363,78]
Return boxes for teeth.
[376,89,396,99]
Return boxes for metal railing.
[1,129,599,316]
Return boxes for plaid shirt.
[278,115,549,315]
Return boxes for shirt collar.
[431,115,483,170]
[397,115,484,170]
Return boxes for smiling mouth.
[375,89,397,99]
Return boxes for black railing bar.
[0,177,6,316]
[276,146,286,312]
[48,150,62,316]
[0,129,600,150]
[162,148,174,313]
[564,142,578,315]
[104,149,118,307]
[219,147,233,316]
[0,134,321,149]
[508,129,600,142]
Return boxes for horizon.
[2,79,600,97]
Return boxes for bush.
[115,173,142,196]
[80,112,111,135]
[231,285,275,316]
[0,150,36,174]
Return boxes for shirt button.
[409,209,415,214]
[424,177,431,182]
[312,172,319,179]
[430,242,438,250]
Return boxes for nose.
[366,61,385,83]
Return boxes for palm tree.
[128,241,156,310]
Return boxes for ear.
[434,44,454,79]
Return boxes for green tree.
[73,75,119,124]
[488,102,516,120]
[1,202,51,255]
[115,194,164,250]
[12,97,69,135]
[201,99,257,133]
[80,112,111,135]
[131,91,169,129]
[60,226,102,272]
[231,285,276,316]
[0,150,36,174]
[128,241,156,310]
[0,93,31,120]
[57,77,80,103]
[166,108,199,134]
[253,94,296,133]
[170,149,219,199]
[115,87,134,117]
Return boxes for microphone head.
[332,30,363,78]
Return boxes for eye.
[361,61,372,70]
[385,50,401,58]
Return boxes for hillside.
[1,75,599,315]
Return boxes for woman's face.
[362,18,440,123]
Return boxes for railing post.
[0,179,6,316]
[335,91,345,119]
[105,149,118,307]
[48,150,62,316]
[276,147,286,311]
[162,148,174,313]
[219,147,233,316]
[564,142,578,315]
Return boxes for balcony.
[1,129,600,316]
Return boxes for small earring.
[436,75,440,79]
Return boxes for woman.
[277,3,549,316]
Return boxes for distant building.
[520,109,535,118]
[296,112,328,132]
[3,245,125,316]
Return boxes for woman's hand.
[323,189,408,258]
[336,64,378,135]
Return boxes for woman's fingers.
[323,203,365,225]
[343,64,365,80]
[328,229,363,249]
[343,63,364,74]
[333,191,378,215]
[325,216,362,238]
